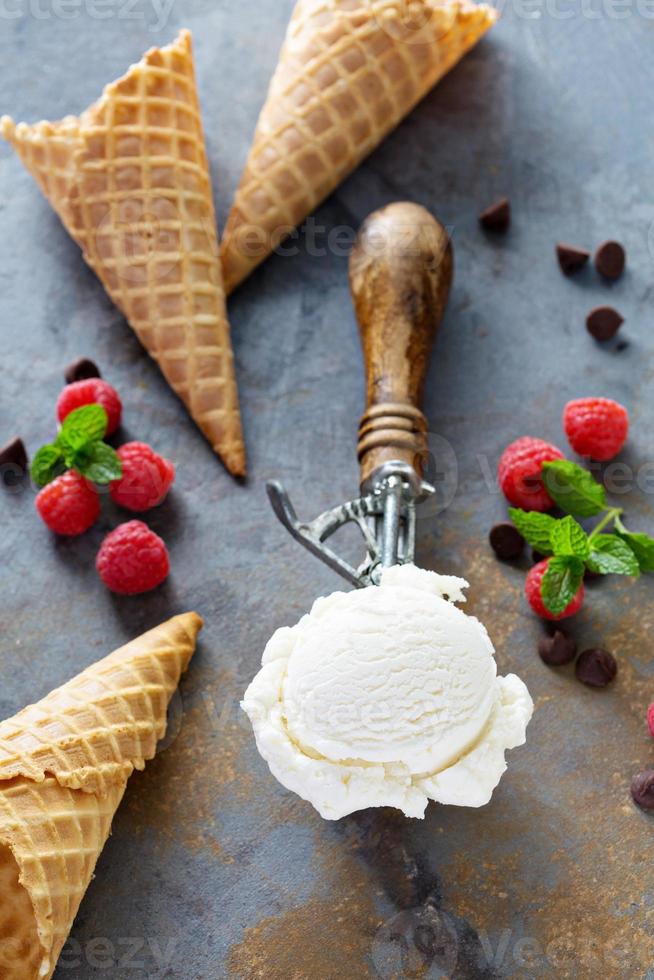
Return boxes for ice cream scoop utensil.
[267,202,453,587]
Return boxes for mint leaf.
[550,516,590,560]
[542,460,607,518]
[588,534,641,577]
[541,556,585,616]
[30,444,64,487]
[58,405,108,453]
[77,442,122,485]
[614,517,654,573]
[508,508,556,553]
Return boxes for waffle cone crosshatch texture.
[220,0,497,292]
[1,31,245,478]
[0,614,202,980]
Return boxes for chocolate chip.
[64,357,101,384]
[594,240,626,280]
[489,523,524,560]
[556,243,590,276]
[538,630,577,666]
[0,438,28,488]
[631,771,654,811]
[586,306,624,342]
[575,648,617,687]
[0,437,27,471]
[479,198,510,233]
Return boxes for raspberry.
[648,703,654,739]
[563,397,629,462]
[525,559,585,620]
[96,521,170,595]
[57,379,122,435]
[498,437,565,511]
[110,442,175,512]
[35,471,100,536]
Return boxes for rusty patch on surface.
[125,667,254,862]
[227,830,381,980]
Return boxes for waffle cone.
[1,31,245,477]
[221,0,497,292]
[0,612,202,980]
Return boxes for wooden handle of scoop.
[349,201,453,488]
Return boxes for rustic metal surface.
[1,2,653,978]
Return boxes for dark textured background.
[1,1,653,977]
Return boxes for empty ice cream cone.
[0,612,202,980]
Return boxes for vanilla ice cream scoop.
[242,564,533,820]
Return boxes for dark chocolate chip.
[631,771,654,811]
[538,629,577,666]
[586,306,624,342]
[575,648,617,687]
[489,522,524,560]
[0,438,28,488]
[64,358,101,384]
[0,437,27,471]
[594,240,626,280]
[556,243,590,276]
[479,198,510,233]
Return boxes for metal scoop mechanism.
[267,202,453,589]
[267,464,435,589]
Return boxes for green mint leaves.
[614,516,654,573]
[510,456,650,613]
[31,444,66,488]
[81,442,123,484]
[542,460,607,517]
[541,556,586,616]
[30,405,122,488]
[550,515,590,560]
[508,509,556,554]
[587,534,640,577]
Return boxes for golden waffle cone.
[1,31,245,477]
[221,0,498,292]
[0,612,202,980]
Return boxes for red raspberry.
[35,471,100,536]
[525,559,585,620]
[57,379,122,435]
[498,437,565,511]
[110,442,175,512]
[563,397,629,461]
[96,521,170,595]
[648,703,654,738]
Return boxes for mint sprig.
[541,556,585,616]
[587,534,640,577]
[509,461,650,614]
[542,460,606,517]
[508,508,556,554]
[30,405,122,487]
[81,442,123,484]
[550,515,590,560]
[614,516,654,573]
